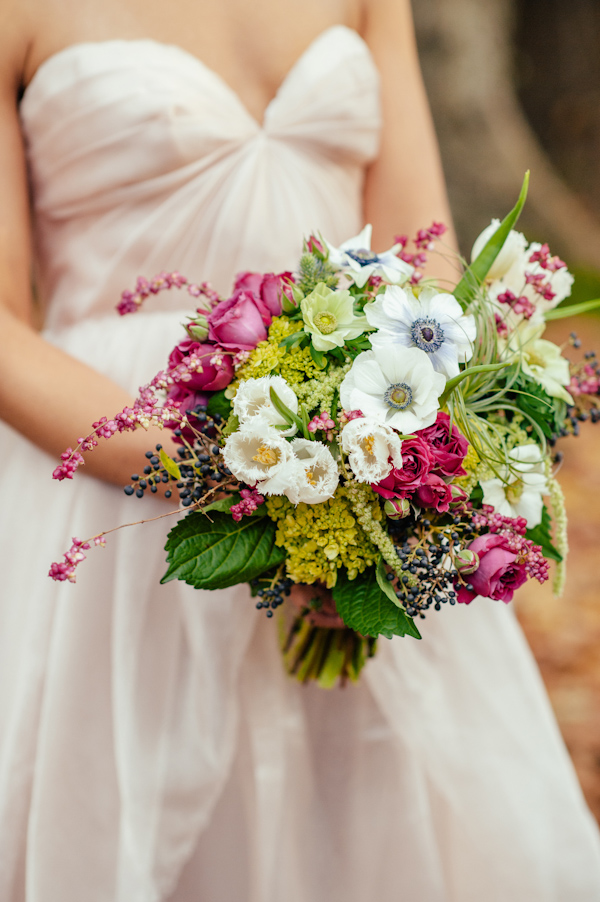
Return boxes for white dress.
[1,25,599,902]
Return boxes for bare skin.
[0,0,456,492]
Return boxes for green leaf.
[545,298,600,320]
[269,387,304,433]
[201,494,239,514]
[508,376,566,440]
[375,556,402,606]
[525,504,563,562]
[278,331,306,349]
[454,171,530,306]
[309,344,327,369]
[221,413,239,438]
[161,510,286,589]
[159,448,182,481]
[332,567,421,640]
[206,389,232,420]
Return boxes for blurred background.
[414,0,600,821]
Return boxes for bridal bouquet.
[50,174,600,686]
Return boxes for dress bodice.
[19,26,381,330]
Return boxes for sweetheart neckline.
[21,24,372,129]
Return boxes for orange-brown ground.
[516,316,600,823]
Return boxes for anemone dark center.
[411,317,444,353]
[384,382,413,410]
[346,248,380,266]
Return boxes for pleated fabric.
[1,25,599,902]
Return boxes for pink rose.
[456,534,528,605]
[168,340,234,391]
[208,290,270,349]
[371,435,434,499]
[418,412,469,478]
[233,271,294,318]
[414,474,453,513]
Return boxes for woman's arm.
[362,0,460,285]
[0,18,176,487]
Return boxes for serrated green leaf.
[161,510,286,589]
[159,448,181,480]
[454,171,529,306]
[332,567,421,640]
[526,504,563,562]
[206,389,232,420]
[376,556,402,606]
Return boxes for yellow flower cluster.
[454,444,488,495]
[265,485,380,587]
[235,317,321,387]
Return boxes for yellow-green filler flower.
[301,283,368,352]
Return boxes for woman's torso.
[19,11,381,331]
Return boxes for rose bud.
[449,484,469,509]
[384,498,411,520]
[186,313,209,342]
[455,549,480,575]
[306,234,326,259]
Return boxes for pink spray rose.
[233,271,294,318]
[414,474,453,513]
[419,411,469,479]
[168,340,234,391]
[208,289,271,349]
[371,435,434,499]
[455,534,528,605]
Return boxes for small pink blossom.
[308,411,335,433]
[230,488,265,521]
[49,536,104,583]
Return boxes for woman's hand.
[288,582,346,630]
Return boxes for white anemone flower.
[340,418,403,483]
[480,444,548,527]
[502,319,573,403]
[471,220,528,282]
[301,283,368,352]
[233,375,298,436]
[222,425,298,495]
[365,284,476,379]
[340,346,446,433]
[324,224,413,288]
[285,439,339,504]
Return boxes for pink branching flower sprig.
[394,221,448,285]
[117,272,221,316]
[230,488,265,521]
[48,535,106,583]
[307,411,336,441]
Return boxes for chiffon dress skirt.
[1,24,599,902]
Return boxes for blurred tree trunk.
[413,0,600,268]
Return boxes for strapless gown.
[1,25,599,902]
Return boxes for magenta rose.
[371,435,434,499]
[418,412,469,478]
[456,534,528,605]
[208,290,270,349]
[414,474,453,513]
[168,340,234,391]
[164,385,210,443]
[234,271,294,317]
